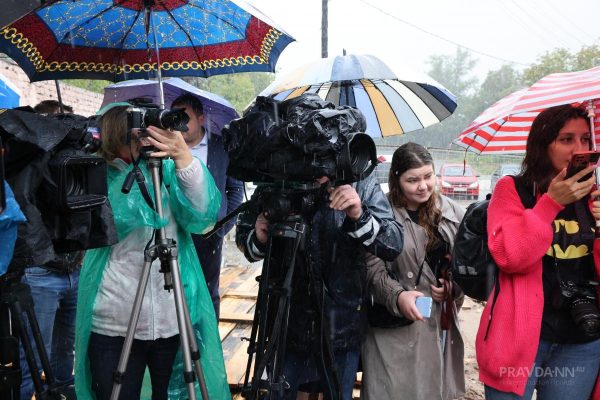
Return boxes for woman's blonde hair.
[98,105,129,161]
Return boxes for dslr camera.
[126,102,189,133]
[552,279,600,341]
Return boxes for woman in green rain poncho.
[74,105,230,400]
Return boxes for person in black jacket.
[236,173,403,400]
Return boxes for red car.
[437,163,480,200]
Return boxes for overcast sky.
[249,0,600,82]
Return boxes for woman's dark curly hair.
[388,142,441,251]
[521,104,589,192]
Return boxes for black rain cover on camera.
[222,93,374,183]
[0,109,117,270]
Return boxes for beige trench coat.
[361,195,466,400]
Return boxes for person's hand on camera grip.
[547,165,596,206]
[431,279,450,303]
[254,213,269,245]
[397,291,425,321]
[145,126,193,169]
[328,184,363,220]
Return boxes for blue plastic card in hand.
[415,296,433,318]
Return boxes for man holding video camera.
[236,173,403,400]
[14,101,81,400]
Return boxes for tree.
[522,45,600,85]
[64,79,111,94]
[521,48,573,85]
[419,47,480,148]
[471,65,522,116]
[571,44,600,71]
[376,51,522,149]
[377,43,600,150]
[427,47,479,98]
[182,72,275,113]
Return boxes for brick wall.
[0,58,103,117]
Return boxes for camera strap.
[121,154,155,211]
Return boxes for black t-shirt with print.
[540,200,598,344]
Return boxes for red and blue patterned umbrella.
[0,0,294,82]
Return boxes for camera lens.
[64,167,86,197]
[570,298,600,340]
[158,109,189,132]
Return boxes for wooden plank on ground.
[223,290,257,299]
[220,312,254,323]
[222,324,253,388]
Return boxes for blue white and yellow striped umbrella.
[259,54,457,138]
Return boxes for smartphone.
[415,296,433,319]
[566,151,600,182]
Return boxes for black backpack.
[451,176,535,301]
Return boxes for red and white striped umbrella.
[455,66,600,154]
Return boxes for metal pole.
[586,100,600,235]
[54,80,64,113]
[321,0,328,58]
[149,7,165,109]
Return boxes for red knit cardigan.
[475,176,600,397]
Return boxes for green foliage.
[573,45,600,71]
[63,79,111,93]
[427,47,479,98]
[182,72,275,113]
[521,48,573,85]
[521,45,600,85]
[378,43,600,151]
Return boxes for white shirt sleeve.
[175,157,209,211]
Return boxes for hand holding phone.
[415,296,433,319]
[566,151,600,182]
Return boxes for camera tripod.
[240,213,342,400]
[0,271,73,400]
[111,157,209,400]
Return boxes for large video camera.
[222,93,378,186]
[0,108,117,273]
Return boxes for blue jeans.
[485,338,600,400]
[87,332,180,400]
[19,267,78,400]
[274,348,360,400]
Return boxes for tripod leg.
[110,259,153,400]
[244,221,305,400]
[180,285,210,400]
[9,295,46,397]
[168,258,199,400]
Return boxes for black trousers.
[87,332,180,400]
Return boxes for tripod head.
[201,181,324,240]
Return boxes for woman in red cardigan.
[476,104,600,400]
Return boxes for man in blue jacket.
[172,94,243,318]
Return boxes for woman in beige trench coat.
[361,143,466,400]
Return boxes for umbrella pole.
[589,100,597,152]
[149,7,165,109]
[586,100,600,236]
[54,80,64,113]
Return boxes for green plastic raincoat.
[74,158,230,399]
